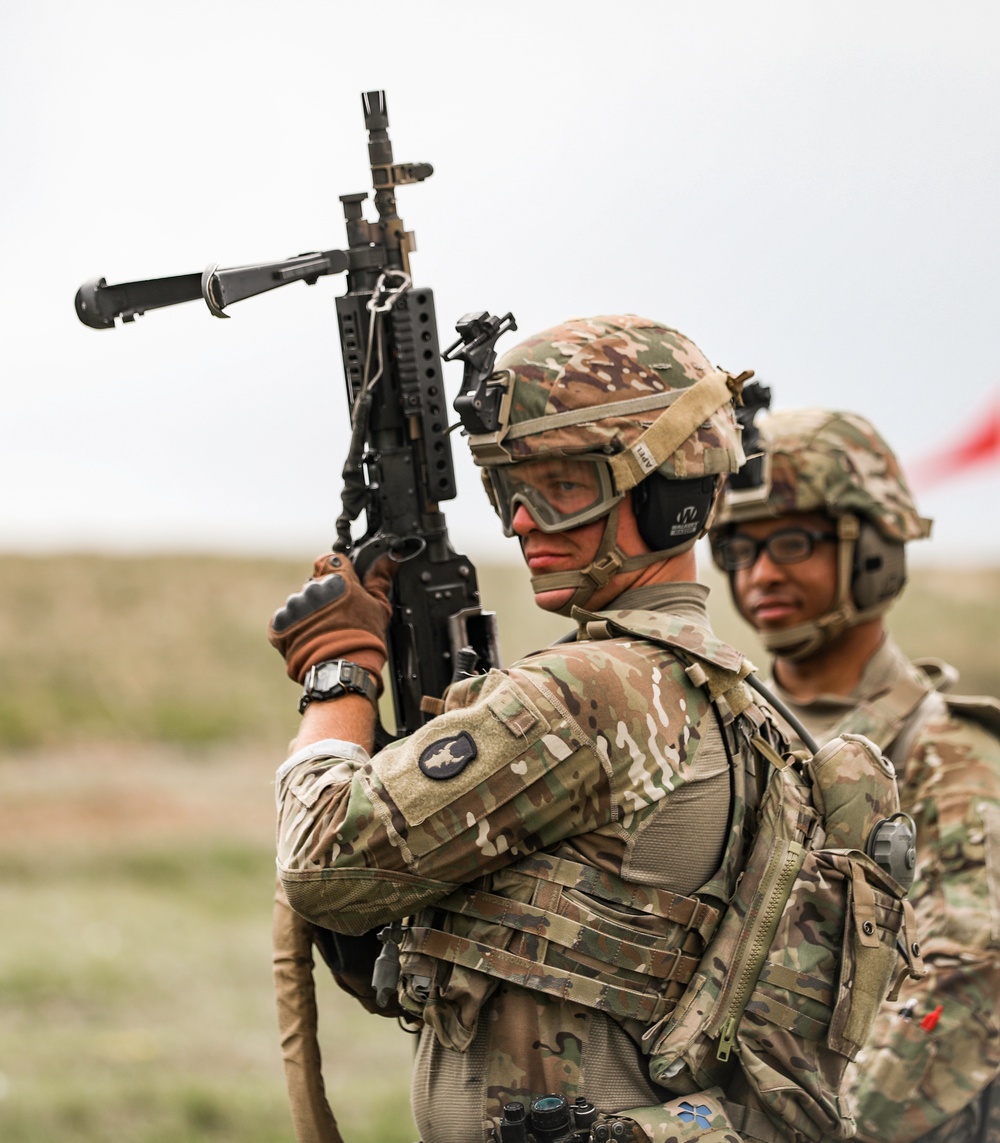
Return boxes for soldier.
[268,315,771,1143]
[708,406,1000,1143]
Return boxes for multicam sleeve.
[849,709,1000,1143]
[276,665,612,937]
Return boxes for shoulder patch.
[371,672,552,837]
[418,731,478,780]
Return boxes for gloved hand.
[268,553,394,686]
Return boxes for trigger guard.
[352,535,425,579]
[388,537,426,563]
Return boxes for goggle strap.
[608,371,738,491]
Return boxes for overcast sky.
[2,1,998,566]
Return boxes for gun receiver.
[75,90,500,742]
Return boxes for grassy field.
[1,553,998,1141]
[0,741,417,1142]
[0,554,570,753]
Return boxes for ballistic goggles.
[484,455,623,536]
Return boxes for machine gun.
[76,90,518,1143]
[75,89,506,743]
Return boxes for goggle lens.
[486,457,619,535]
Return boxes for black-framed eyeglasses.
[711,527,838,572]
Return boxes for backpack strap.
[910,655,960,694]
[829,657,974,775]
[579,612,758,719]
[828,668,933,757]
[942,692,1000,739]
[580,611,783,917]
[884,690,947,773]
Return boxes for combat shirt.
[769,636,1000,1143]
[276,581,746,1143]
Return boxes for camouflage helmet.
[711,407,932,659]
[469,314,745,479]
[466,315,749,614]
[714,407,931,542]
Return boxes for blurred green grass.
[0,554,570,752]
[1,553,996,752]
[0,745,417,1143]
[1,552,998,1141]
[0,553,569,1142]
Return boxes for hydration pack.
[574,616,926,1143]
[646,697,923,1140]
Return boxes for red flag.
[909,392,1000,492]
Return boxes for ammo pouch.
[396,852,722,1052]
[646,732,925,1143]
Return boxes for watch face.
[312,661,344,691]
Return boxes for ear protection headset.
[852,520,907,610]
[633,474,719,553]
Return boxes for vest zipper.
[713,838,804,1062]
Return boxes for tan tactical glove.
[267,553,393,687]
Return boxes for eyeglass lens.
[717,528,837,571]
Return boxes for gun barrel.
[206,250,350,313]
[75,272,203,328]
[77,248,351,328]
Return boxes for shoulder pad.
[574,606,747,673]
[910,656,960,693]
[942,693,1000,739]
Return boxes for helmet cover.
[715,407,931,542]
[471,314,745,481]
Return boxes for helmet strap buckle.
[837,514,861,542]
[586,549,624,588]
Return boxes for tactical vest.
[395,614,924,1143]
[395,614,765,1052]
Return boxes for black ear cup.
[633,475,718,552]
[851,521,907,609]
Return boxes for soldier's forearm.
[292,693,377,755]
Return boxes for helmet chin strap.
[755,514,894,661]
[525,503,698,617]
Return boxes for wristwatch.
[299,659,378,714]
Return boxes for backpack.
[581,615,926,1143]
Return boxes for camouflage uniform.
[710,407,1000,1143]
[276,582,753,1143]
[765,642,1000,1143]
[274,315,769,1143]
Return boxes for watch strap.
[299,659,379,714]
